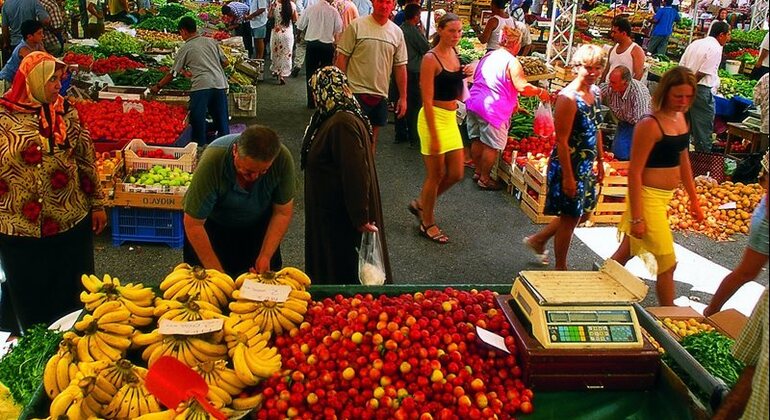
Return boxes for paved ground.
[95,69,766,308]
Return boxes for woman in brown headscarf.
[0,52,106,334]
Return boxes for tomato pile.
[75,98,187,145]
[255,289,534,419]
[134,148,177,159]
[512,135,556,157]
[91,56,146,75]
[62,52,95,68]
[206,30,231,41]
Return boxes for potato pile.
[667,177,764,241]
[519,57,549,76]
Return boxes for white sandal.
[523,236,549,265]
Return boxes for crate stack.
[455,0,472,23]
[110,139,198,248]
[591,161,629,225]
[520,161,556,224]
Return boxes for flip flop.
[523,236,549,265]
[420,223,449,244]
[472,173,481,181]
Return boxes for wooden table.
[725,122,769,155]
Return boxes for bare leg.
[477,144,499,185]
[553,214,581,270]
[420,154,447,227]
[611,235,632,265]
[470,139,482,177]
[656,264,677,306]
[437,149,465,196]
[527,217,560,253]
[704,248,769,316]
[254,38,265,59]
[372,126,380,150]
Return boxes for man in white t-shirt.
[336,0,408,146]
[245,0,269,59]
[751,31,769,80]
[679,21,730,152]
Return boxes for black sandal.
[408,200,422,221]
[420,223,449,244]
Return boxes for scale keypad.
[548,325,636,343]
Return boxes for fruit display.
[518,56,549,77]
[75,98,187,145]
[667,177,764,241]
[95,152,121,181]
[133,148,180,160]
[658,317,716,339]
[36,264,315,418]
[511,135,556,157]
[62,52,95,68]
[91,56,146,75]
[126,165,194,188]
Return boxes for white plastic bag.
[358,231,386,286]
[533,101,555,137]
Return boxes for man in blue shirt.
[647,0,680,57]
[1,0,50,64]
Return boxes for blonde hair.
[500,25,522,48]
[571,44,606,68]
[651,66,697,112]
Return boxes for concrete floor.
[94,69,765,308]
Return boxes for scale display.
[545,310,637,343]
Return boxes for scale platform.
[496,294,661,391]
[511,260,648,350]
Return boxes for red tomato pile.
[75,98,187,145]
[513,135,556,156]
[91,56,146,74]
[134,148,176,159]
[63,52,94,68]
[206,30,231,41]
[254,289,534,419]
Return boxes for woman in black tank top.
[409,14,471,244]
[610,67,705,306]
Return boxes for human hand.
[149,84,160,94]
[253,255,271,274]
[630,219,646,239]
[92,209,107,234]
[702,304,717,317]
[358,222,378,233]
[396,97,407,119]
[689,199,705,221]
[562,177,577,198]
[538,88,551,103]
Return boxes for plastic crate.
[111,207,184,248]
[123,139,197,172]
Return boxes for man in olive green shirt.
[183,125,296,276]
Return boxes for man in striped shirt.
[600,65,651,161]
[222,1,254,58]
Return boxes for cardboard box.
[646,306,748,340]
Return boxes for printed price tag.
[158,318,224,335]
[718,202,737,210]
[475,326,510,354]
[122,102,145,114]
[239,280,291,302]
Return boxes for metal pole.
[689,2,696,44]
[425,0,433,39]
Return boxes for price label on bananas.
[239,280,292,302]
[159,318,224,335]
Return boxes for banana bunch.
[135,329,228,367]
[93,359,148,407]
[193,360,248,406]
[153,295,225,322]
[80,274,156,327]
[229,295,309,335]
[72,301,134,362]
[222,316,281,385]
[103,374,162,419]
[48,376,93,420]
[230,393,265,411]
[160,264,235,310]
[233,267,312,292]
[43,334,80,399]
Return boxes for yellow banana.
[92,373,117,404]
[91,333,124,361]
[77,335,95,362]
[231,393,265,410]
[81,273,104,293]
[231,344,258,386]
[188,338,227,359]
[92,300,123,319]
[128,314,155,327]
[283,298,309,314]
[119,297,155,317]
[104,383,130,419]
[49,384,81,418]
[96,309,131,326]
[80,290,107,305]
[279,306,305,326]
[136,409,176,420]
[74,314,96,333]
[207,384,232,405]
[159,267,190,291]
[117,285,155,303]
[229,301,259,314]
[163,277,194,300]
[278,266,312,286]
[98,322,134,337]
[132,330,163,347]
[43,353,62,398]
[96,331,131,351]
[246,347,281,379]
[273,311,297,332]
[64,395,83,420]
[288,289,312,301]
[82,394,102,418]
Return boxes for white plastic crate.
[123,139,198,173]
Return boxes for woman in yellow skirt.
[408,13,470,244]
[610,66,704,306]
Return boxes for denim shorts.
[354,93,388,127]
[748,200,769,255]
[466,110,510,151]
[252,25,267,38]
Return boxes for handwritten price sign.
[158,318,224,335]
[238,280,292,303]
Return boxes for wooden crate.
[521,198,556,224]
[590,161,629,225]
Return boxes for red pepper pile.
[91,56,146,75]
[75,98,187,145]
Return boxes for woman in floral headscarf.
[301,66,391,285]
[0,52,106,334]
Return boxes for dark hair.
[397,0,406,6]
[178,16,197,33]
[430,13,461,47]
[709,21,730,38]
[612,17,632,36]
[717,7,728,17]
[221,4,233,15]
[404,3,421,20]
[492,0,507,9]
[664,0,673,6]
[279,0,292,26]
[21,20,43,40]
[237,125,282,162]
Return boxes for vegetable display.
[110,69,192,90]
[157,3,190,19]
[63,52,95,68]
[518,57,549,76]
[729,29,768,48]
[135,16,178,32]
[508,112,534,140]
[0,325,63,407]
[666,331,744,388]
[717,70,757,99]
[458,38,484,65]
[75,99,188,145]
[97,32,144,55]
[92,56,146,75]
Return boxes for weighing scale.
[510,259,647,349]
[741,109,762,131]
[497,260,661,390]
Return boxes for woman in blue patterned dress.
[524,44,606,270]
